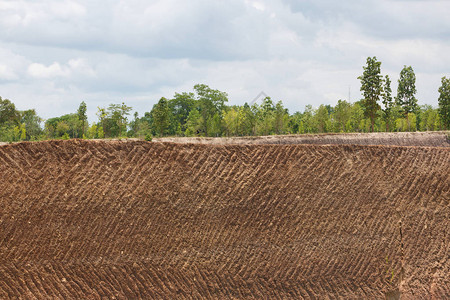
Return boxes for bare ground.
[156,131,450,147]
[0,138,448,299]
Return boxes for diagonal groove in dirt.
[0,139,448,298]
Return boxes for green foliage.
[438,76,450,129]
[194,84,228,136]
[19,124,26,141]
[223,107,240,136]
[333,100,351,132]
[358,56,383,132]
[77,101,88,136]
[382,75,394,131]
[87,124,98,139]
[185,108,203,136]
[169,92,196,133]
[396,65,418,117]
[395,113,417,132]
[145,134,152,141]
[0,96,19,125]
[45,113,80,139]
[95,103,132,138]
[0,71,449,142]
[97,126,105,139]
[21,109,42,140]
[273,101,289,134]
[151,97,170,137]
[315,104,330,133]
[419,105,440,131]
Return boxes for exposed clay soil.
[156,131,450,147]
[0,137,449,299]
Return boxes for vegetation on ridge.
[0,57,449,142]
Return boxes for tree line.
[0,58,449,142]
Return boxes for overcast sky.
[0,0,449,121]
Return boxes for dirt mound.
[0,139,448,299]
[157,131,450,147]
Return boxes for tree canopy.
[358,56,382,132]
[0,57,448,143]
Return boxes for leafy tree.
[45,114,79,138]
[208,113,222,137]
[20,125,26,140]
[288,111,302,134]
[87,124,98,139]
[169,92,196,132]
[273,101,289,134]
[315,104,330,133]
[66,114,80,138]
[223,106,240,136]
[96,103,132,137]
[242,103,257,136]
[419,105,440,131]
[396,66,418,129]
[96,107,107,136]
[194,84,228,136]
[135,121,152,138]
[77,101,88,137]
[381,75,394,131]
[21,109,42,140]
[98,126,105,138]
[151,97,170,136]
[0,97,19,125]
[185,108,203,136]
[333,100,351,132]
[56,121,70,137]
[108,102,132,137]
[348,101,365,132]
[128,112,139,137]
[438,76,450,129]
[358,56,383,132]
[302,105,316,133]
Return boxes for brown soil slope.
[0,140,448,299]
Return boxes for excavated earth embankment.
[0,139,449,299]
[156,131,450,147]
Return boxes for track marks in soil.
[0,140,448,298]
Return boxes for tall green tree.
[358,56,383,132]
[381,75,394,131]
[438,76,450,129]
[21,109,42,139]
[242,103,257,136]
[77,101,88,137]
[396,66,418,118]
[255,97,275,135]
[193,84,228,136]
[151,97,170,136]
[96,107,107,135]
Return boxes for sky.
[0,0,449,122]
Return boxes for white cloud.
[28,62,69,78]
[0,64,18,80]
[26,58,95,79]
